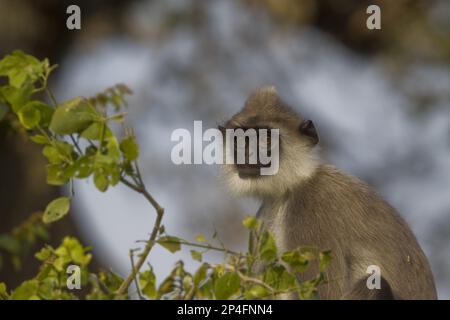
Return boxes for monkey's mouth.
[236,164,269,179]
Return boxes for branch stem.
[116,177,164,295]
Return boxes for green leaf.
[120,136,139,161]
[30,134,50,145]
[19,101,54,129]
[214,272,240,300]
[194,263,209,287]
[108,112,126,123]
[190,250,203,262]
[35,246,53,262]
[59,237,91,266]
[49,97,99,135]
[258,231,277,262]
[10,280,39,300]
[195,234,206,243]
[139,269,157,299]
[319,250,332,272]
[0,282,8,300]
[17,104,40,129]
[43,146,61,163]
[242,216,259,229]
[263,265,296,291]
[70,156,94,179]
[158,277,174,297]
[98,271,123,293]
[244,285,270,299]
[157,236,182,253]
[106,136,121,161]
[93,170,109,192]
[46,164,69,185]
[281,249,309,273]
[0,234,21,254]
[0,50,44,88]
[43,197,71,224]
[298,279,320,300]
[0,84,32,112]
[42,141,74,164]
[80,122,112,140]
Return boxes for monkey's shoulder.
[306,164,373,196]
[296,164,398,218]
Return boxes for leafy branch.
[0,50,331,300]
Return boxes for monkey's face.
[218,125,277,179]
[219,86,321,198]
[220,119,320,198]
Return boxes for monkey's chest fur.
[256,165,437,299]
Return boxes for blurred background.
[0,0,449,298]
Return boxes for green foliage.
[139,268,157,299]
[242,216,259,229]
[120,136,139,161]
[2,237,92,300]
[214,272,241,299]
[157,236,182,253]
[0,51,331,300]
[0,213,49,271]
[43,197,71,224]
[49,97,100,135]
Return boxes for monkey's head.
[220,86,320,198]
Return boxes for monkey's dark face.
[219,119,318,179]
[219,126,275,179]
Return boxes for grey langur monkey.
[220,86,437,299]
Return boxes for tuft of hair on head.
[241,86,301,125]
[244,86,279,111]
[221,86,322,199]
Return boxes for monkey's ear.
[299,120,319,145]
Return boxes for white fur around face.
[222,132,320,199]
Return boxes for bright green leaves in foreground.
[0,51,137,223]
[214,272,241,299]
[157,236,182,253]
[141,217,332,300]
[0,51,55,117]
[0,213,49,271]
[139,269,157,299]
[2,237,92,300]
[0,50,55,89]
[17,101,54,129]
[43,197,71,224]
[49,97,100,135]
[120,136,139,161]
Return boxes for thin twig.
[120,177,163,214]
[46,88,58,107]
[116,176,164,295]
[137,239,240,256]
[129,249,145,300]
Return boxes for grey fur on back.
[257,164,437,299]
